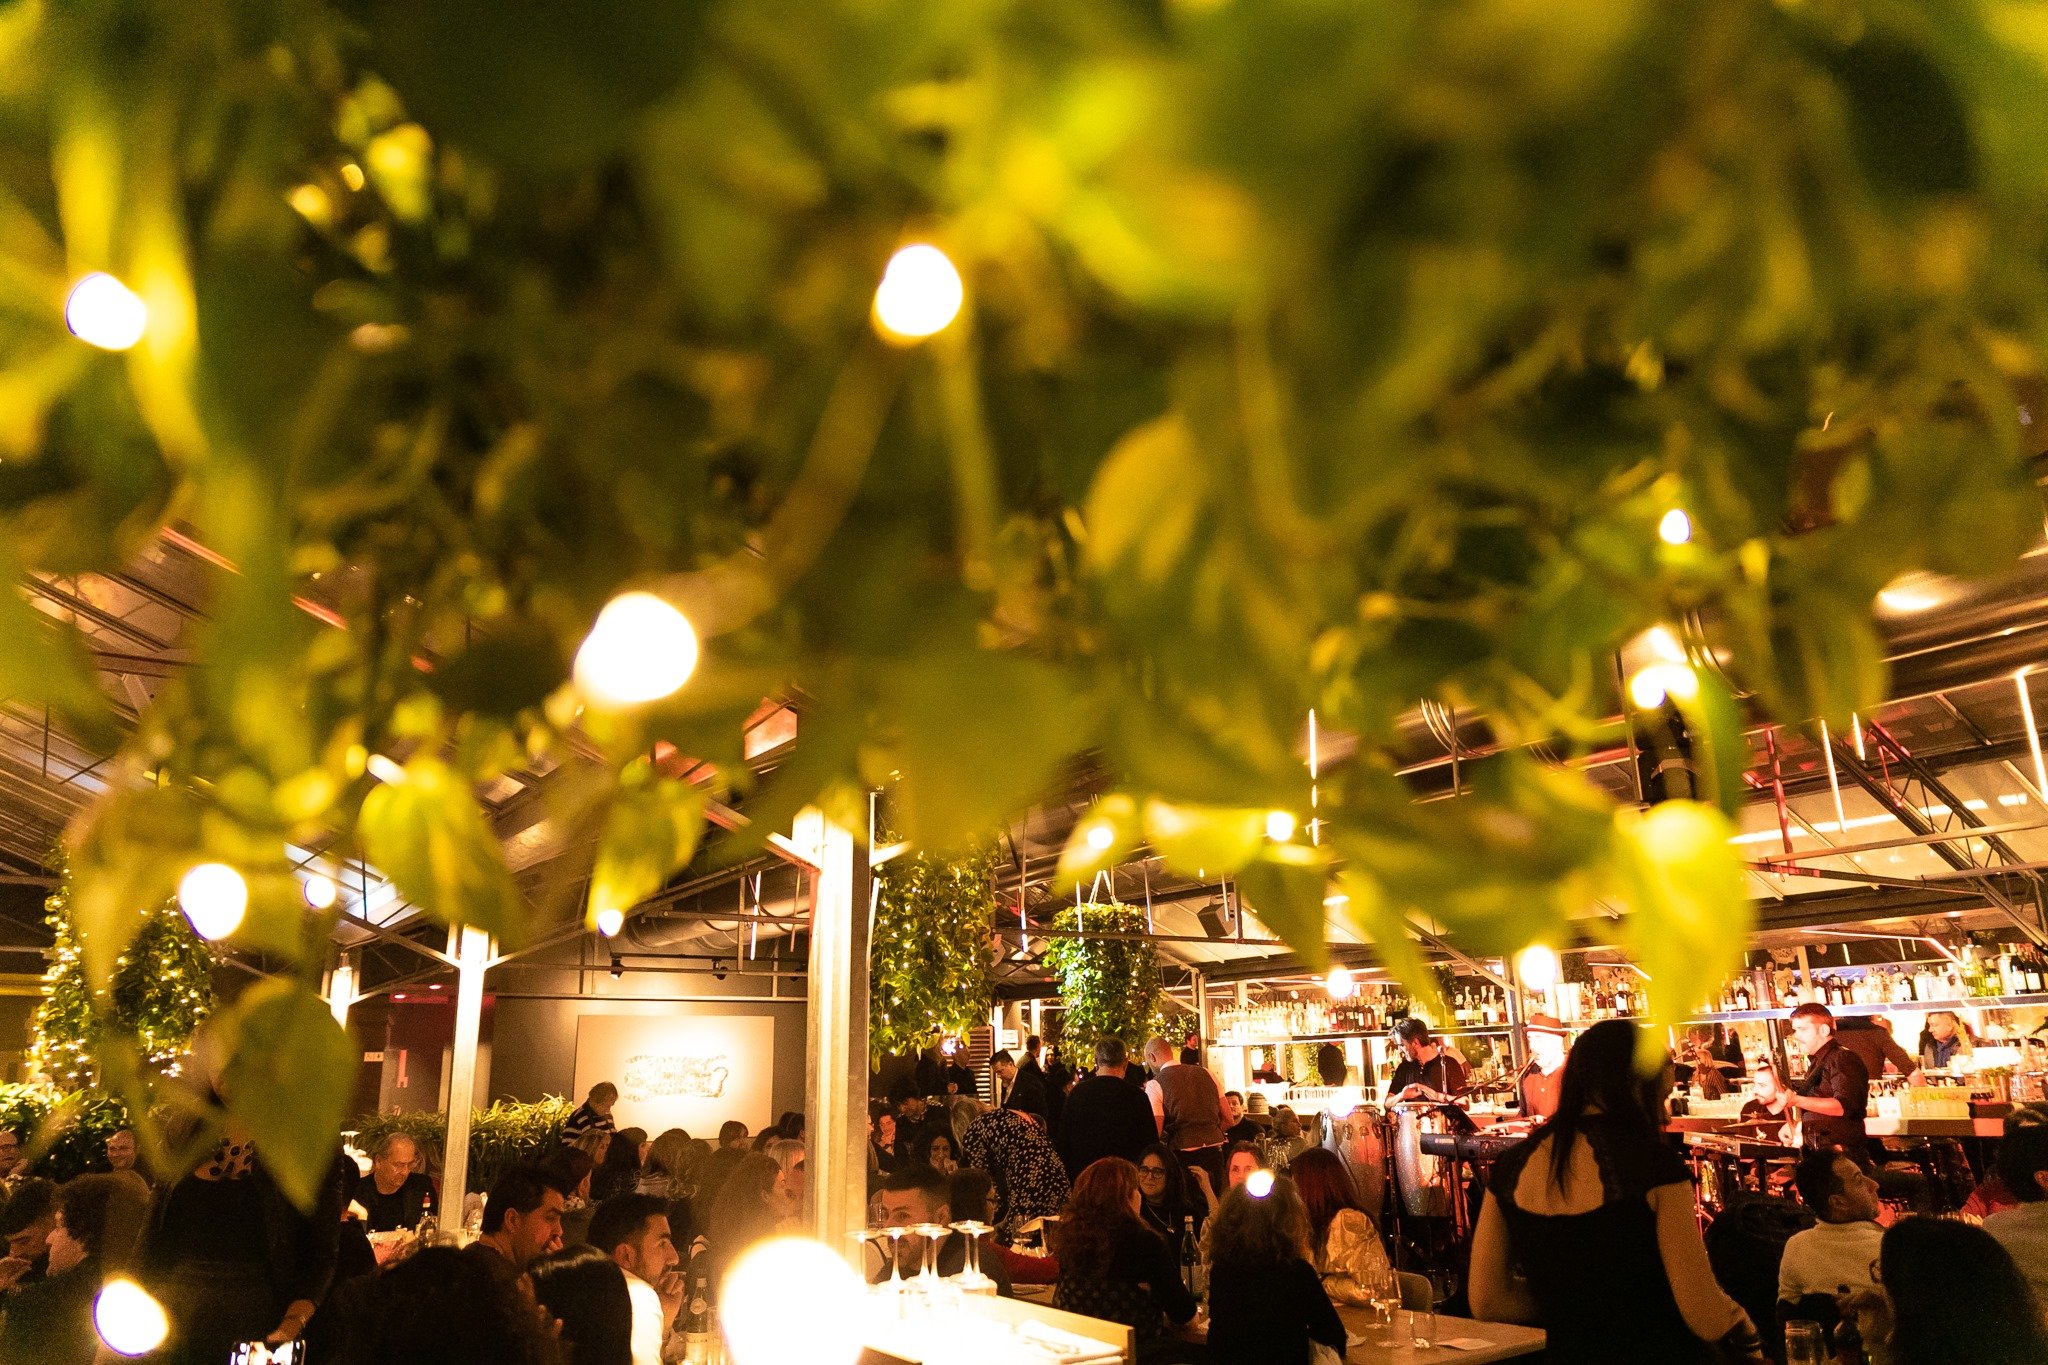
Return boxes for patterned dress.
[960,1110,1070,1240]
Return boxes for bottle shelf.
[1679,992,2048,1026]
[1213,1025,1519,1046]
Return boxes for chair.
[1397,1270,1433,1310]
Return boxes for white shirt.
[1777,1219,1884,1304]
[1144,1077,1166,1135]
[625,1271,667,1365]
[1984,1203,2048,1318]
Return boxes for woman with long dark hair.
[1289,1145,1390,1306]
[1205,1175,1347,1365]
[693,1152,787,1288]
[1051,1158,1198,1363]
[528,1244,633,1365]
[1857,1217,2048,1364]
[1135,1141,1208,1264]
[1468,1020,1763,1363]
[592,1127,647,1203]
[909,1127,960,1176]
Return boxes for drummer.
[1386,1018,1470,1105]
[1514,1013,1569,1121]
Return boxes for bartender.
[1386,1019,1470,1104]
[1786,1003,1870,1158]
[1515,1013,1568,1121]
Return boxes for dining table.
[1008,1283,1546,1362]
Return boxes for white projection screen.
[573,1013,777,1135]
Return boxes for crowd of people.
[0,1081,816,1365]
[5,1004,2048,1364]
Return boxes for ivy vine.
[1044,901,1161,1052]
[869,842,1000,1063]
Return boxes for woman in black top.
[1135,1141,1209,1264]
[1469,1020,1763,1364]
[528,1244,633,1365]
[1864,1217,2048,1364]
[1205,1174,1346,1365]
[1052,1158,1198,1364]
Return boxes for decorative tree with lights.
[29,865,215,1093]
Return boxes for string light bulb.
[1657,508,1693,545]
[720,1237,864,1365]
[178,863,247,941]
[1515,943,1561,993]
[94,1278,169,1356]
[1083,821,1115,851]
[594,907,625,938]
[1325,966,1355,1000]
[1265,810,1297,842]
[65,273,148,351]
[1629,661,1699,710]
[303,874,338,910]
[872,244,964,342]
[574,591,700,707]
[1245,1169,1275,1199]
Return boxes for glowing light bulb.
[303,874,338,910]
[595,906,625,938]
[574,592,700,707]
[1658,508,1692,545]
[177,863,247,941]
[871,244,964,342]
[1245,1169,1275,1199]
[94,1278,169,1356]
[1084,822,1115,851]
[1629,661,1699,710]
[1515,944,1561,993]
[1265,810,1297,842]
[1325,966,1354,1000]
[720,1237,864,1365]
[65,273,148,351]
[365,754,406,785]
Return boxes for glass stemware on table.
[949,1220,996,1295]
[1367,1266,1403,1346]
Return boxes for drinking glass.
[880,1226,912,1299]
[1369,1268,1402,1345]
[1784,1320,1825,1365]
[1408,1301,1439,1349]
[949,1220,996,1295]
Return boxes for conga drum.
[1391,1102,1454,1218]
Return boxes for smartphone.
[229,1342,301,1365]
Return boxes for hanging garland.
[29,861,215,1093]
[869,842,1000,1064]
[1044,901,1161,1052]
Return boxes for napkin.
[1012,1318,1123,1364]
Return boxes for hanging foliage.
[1044,902,1161,1052]
[29,863,215,1094]
[7,0,2048,1183]
[870,842,1000,1063]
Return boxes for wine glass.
[848,1228,886,1286]
[1369,1267,1402,1345]
[949,1220,995,1294]
[879,1225,913,1302]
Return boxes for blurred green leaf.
[218,980,357,1211]
[428,617,570,720]
[1236,842,1331,971]
[0,561,118,752]
[1140,798,1264,878]
[360,757,527,945]
[1610,801,1752,1070]
[587,765,706,925]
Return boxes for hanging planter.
[1044,901,1161,1051]
[869,842,1000,1063]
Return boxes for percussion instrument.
[1390,1102,1457,1218]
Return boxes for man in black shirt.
[1385,1019,1470,1104]
[1221,1091,1261,1146]
[359,1132,438,1232]
[1054,1037,1159,1179]
[1787,1003,1870,1159]
[997,1048,1050,1124]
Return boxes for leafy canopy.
[1,0,2045,1195]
